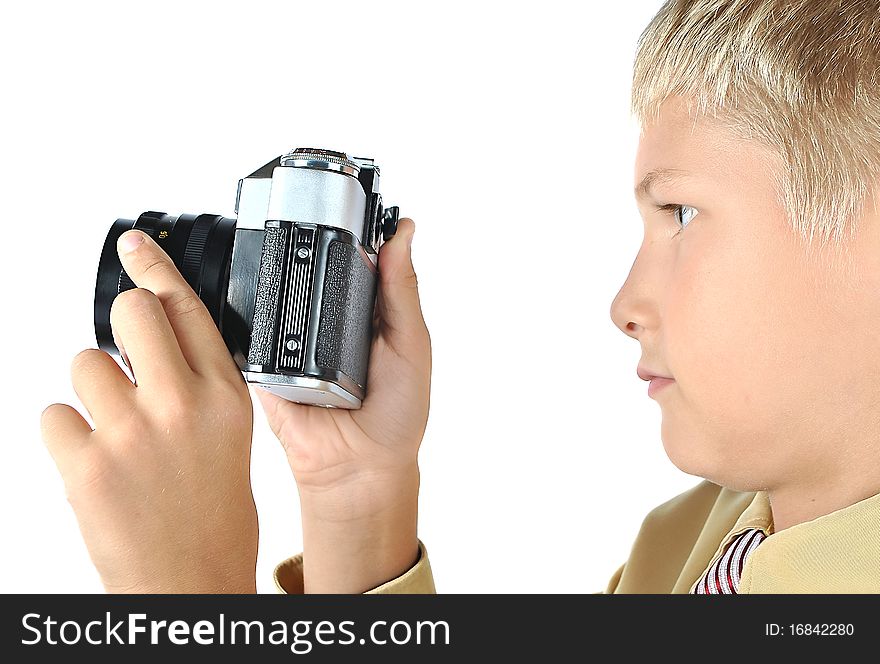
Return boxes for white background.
[0,0,699,593]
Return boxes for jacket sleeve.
[273,538,436,594]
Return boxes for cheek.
[664,230,807,424]
[659,236,810,485]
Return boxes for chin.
[659,420,770,491]
[659,419,721,481]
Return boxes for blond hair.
[632,0,880,251]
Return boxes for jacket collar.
[732,488,774,536]
[737,486,880,592]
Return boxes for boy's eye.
[657,203,698,231]
[676,204,698,228]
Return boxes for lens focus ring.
[181,214,216,289]
[95,212,238,356]
[117,215,164,292]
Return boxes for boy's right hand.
[40,230,258,593]
[253,217,431,593]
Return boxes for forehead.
[634,97,751,193]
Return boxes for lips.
[637,366,673,382]
[647,376,675,398]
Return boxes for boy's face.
[610,96,880,493]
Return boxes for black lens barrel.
[94,211,237,355]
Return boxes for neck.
[768,478,880,532]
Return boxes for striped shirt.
[691,527,768,594]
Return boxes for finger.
[251,384,310,440]
[375,218,429,352]
[117,230,236,378]
[70,349,135,426]
[110,286,192,388]
[40,403,92,476]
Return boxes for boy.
[40,0,880,594]
[604,0,880,593]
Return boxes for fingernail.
[118,230,144,255]
[407,226,415,249]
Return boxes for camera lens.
[94,211,237,355]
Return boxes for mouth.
[647,376,675,398]
[637,366,673,382]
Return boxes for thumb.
[249,383,307,437]
[376,217,426,340]
[248,383,285,422]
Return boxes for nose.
[610,287,642,339]
[610,232,667,340]
[610,256,660,340]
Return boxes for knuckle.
[227,381,253,414]
[70,348,106,376]
[139,255,171,280]
[413,327,432,359]
[155,379,250,435]
[160,388,199,419]
[401,268,419,289]
[39,403,66,440]
[212,374,252,414]
[163,290,205,319]
[205,375,244,409]
[216,370,248,400]
[111,287,156,318]
[66,449,113,498]
[39,403,57,425]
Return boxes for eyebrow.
[634,168,691,202]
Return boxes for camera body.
[94,148,399,409]
[229,148,399,408]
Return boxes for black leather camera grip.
[316,240,377,389]
[247,225,287,368]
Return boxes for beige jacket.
[274,479,880,593]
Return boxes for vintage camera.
[94,148,400,408]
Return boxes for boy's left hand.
[40,229,258,593]
[252,218,430,593]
